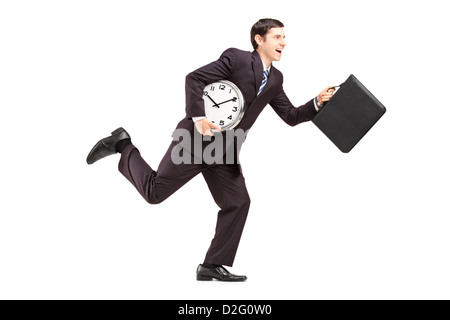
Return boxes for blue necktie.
[257,70,269,95]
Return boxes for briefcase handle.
[329,84,342,91]
[321,84,342,108]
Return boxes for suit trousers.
[118,142,250,267]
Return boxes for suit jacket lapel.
[260,66,275,97]
[251,50,275,99]
[251,51,263,96]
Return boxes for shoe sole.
[196,274,247,281]
[197,274,214,281]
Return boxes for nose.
[281,38,287,47]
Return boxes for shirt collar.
[261,57,271,74]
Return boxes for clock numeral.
[219,84,226,90]
[232,106,238,112]
[228,115,232,120]
[211,121,215,123]
[229,89,232,94]
[219,120,225,126]
[203,91,208,96]
[210,85,215,91]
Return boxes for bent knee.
[147,198,159,205]
[242,195,251,209]
[146,196,164,205]
[230,194,251,211]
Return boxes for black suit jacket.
[173,48,318,158]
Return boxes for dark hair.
[250,18,284,50]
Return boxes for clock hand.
[216,97,238,106]
[205,93,221,108]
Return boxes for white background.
[1,0,449,299]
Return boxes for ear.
[254,34,264,46]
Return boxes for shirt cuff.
[313,97,322,111]
[192,116,206,123]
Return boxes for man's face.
[257,27,287,64]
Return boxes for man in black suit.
[87,18,334,281]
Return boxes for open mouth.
[276,49,283,54]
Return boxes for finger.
[210,122,222,131]
[204,129,213,136]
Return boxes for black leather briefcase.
[312,74,386,153]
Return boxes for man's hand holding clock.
[195,118,222,137]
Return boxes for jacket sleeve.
[269,75,318,126]
[185,48,237,119]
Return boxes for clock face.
[203,80,245,130]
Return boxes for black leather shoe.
[86,127,130,164]
[196,264,247,282]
